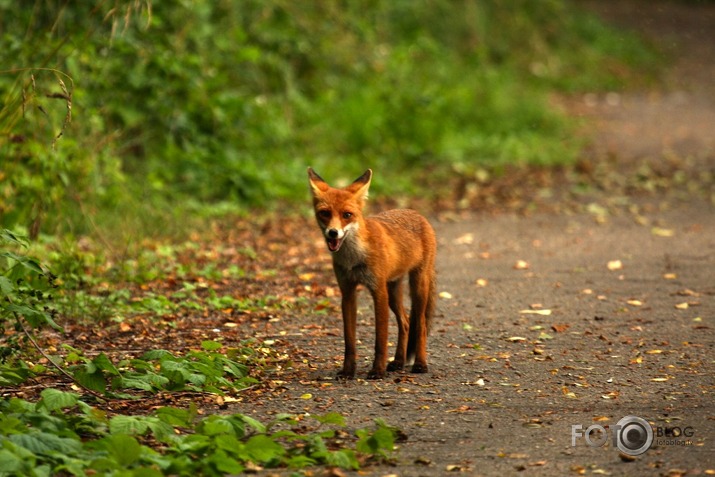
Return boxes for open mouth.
[326,236,344,252]
[326,229,348,252]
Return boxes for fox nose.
[327,229,339,239]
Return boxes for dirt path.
[237,2,714,475]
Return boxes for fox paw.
[337,366,356,380]
[411,363,428,374]
[386,360,404,372]
[366,369,386,380]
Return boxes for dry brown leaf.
[551,324,570,333]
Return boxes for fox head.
[308,168,371,253]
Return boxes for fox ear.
[347,169,372,201]
[307,167,329,195]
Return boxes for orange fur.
[308,168,437,379]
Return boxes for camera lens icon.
[616,416,653,456]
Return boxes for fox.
[308,167,437,379]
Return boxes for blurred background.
[0,0,677,240]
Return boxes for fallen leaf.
[607,260,623,271]
[514,260,529,270]
[662,273,677,280]
[651,227,674,237]
[300,393,313,399]
[551,324,570,333]
[627,299,643,306]
[676,288,699,297]
[592,469,612,475]
[619,453,637,462]
[519,309,552,315]
[454,233,474,245]
[506,336,527,342]
[439,291,453,299]
[651,377,668,382]
[645,349,663,354]
[475,278,488,287]
[445,465,462,472]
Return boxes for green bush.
[0,0,659,235]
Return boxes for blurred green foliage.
[0,0,659,236]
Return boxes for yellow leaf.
[439,291,453,299]
[519,309,552,315]
[645,349,663,354]
[651,377,668,382]
[627,299,643,306]
[454,233,474,245]
[514,260,529,270]
[675,302,689,310]
[475,278,488,287]
[506,336,527,342]
[607,260,623,271]
[300,393,313,400]
[662,273,677,280]
[651,227,674,237]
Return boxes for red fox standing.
[308,168,437,379]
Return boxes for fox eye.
[318,210,331,220]
[342,212,353,219]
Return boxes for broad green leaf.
[201,340,222,351]
[8,432,82,455]
[155,407,192,427]
[313,412,346,427]
[0,275,14,296]
[238,414,267,434]
[101,434,142,466]
[0,229,28,247]
[244,434,285,463]
[0,449,26,472]
[141,349,174,361]
[200,416,236,436]
[72,367,107,393]
[38,388,79,412]
[208,449,244,474]
[109,415,150,436]
[92,353,120,375]
[325,449,359,470]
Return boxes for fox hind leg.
[407,267,433,373]
[386,278,408,372]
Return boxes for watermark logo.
[571,415,693,456]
